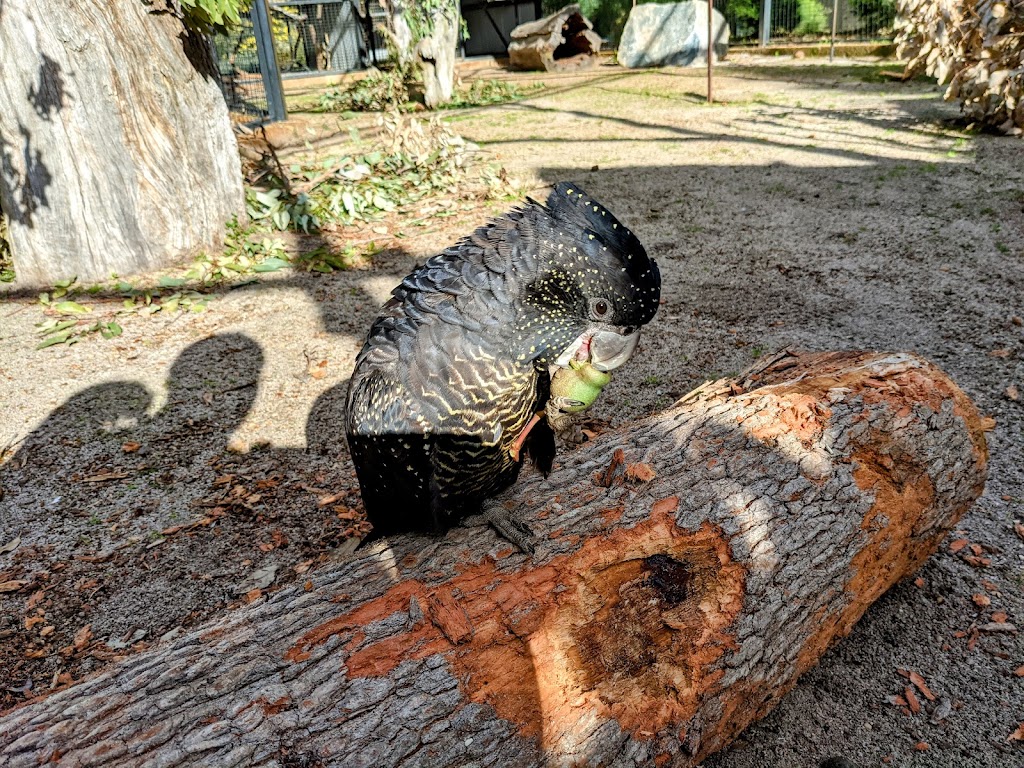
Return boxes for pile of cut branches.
[247,111,474,232]
[896,0,1024,134]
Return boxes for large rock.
[618,1,729,69]
[508,4,602,72]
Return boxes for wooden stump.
[0,351,988,767]
[0,0,244,286]
[508,4,603,72]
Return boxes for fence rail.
[718,0,897,45]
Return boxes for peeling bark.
[0,0,244,286]
[0,351,988,767]
[416,7,459,109]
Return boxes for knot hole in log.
[550,518,746,741]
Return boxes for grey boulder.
[618,1,729,69]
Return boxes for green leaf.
[255,189,282,207]
[38,292,50,305]
[253,257,291,272]
[100,322,123,339]
[36,330,75,349]
[37,319,78,335]
[53,300,91,315]
[158,276,186,288]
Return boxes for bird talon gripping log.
[346,182,661,548]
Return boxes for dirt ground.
[1,57,1023,767]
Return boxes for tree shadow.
[0,51,67,228]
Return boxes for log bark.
[0,0,244,286]
[0,351,988,767]
[508,4,603,72]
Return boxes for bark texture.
[0,0,244,286]
[508,4,602,72]
[0,351,988,767]
[416,6,459,109]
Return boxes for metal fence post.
[759,0,772,47]
[829,0,839,61]
[251,0,287,122]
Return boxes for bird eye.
[591,298,610,319]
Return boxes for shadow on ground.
[1,79,1022,764]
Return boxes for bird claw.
[482,502,536,555]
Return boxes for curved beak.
[589,328,641,371]
[554,327,641,372]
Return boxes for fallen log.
[0,351,988,767]
[508,4,602,72]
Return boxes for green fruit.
[549,359,612,413]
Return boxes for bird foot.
[482,501,536,555]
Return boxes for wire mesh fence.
[717,0,897,44]
[212,7,272,121]
[268,1,385,76]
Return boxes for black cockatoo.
[345,182,661,551]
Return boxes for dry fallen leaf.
[0,536,20,555]
[39,625,54,637]
[1009,723,1024,742]
[989,348,1012,358]
[929,698,952,724]
[949,538,969,553]
[24,615,45,630]
[909,671,937,701]
[973,593,992,608]
[73,624,93,651]
[914,577,925,588]
[914,742,930,751]
[905,685,921,714]
[0,579,27,593]
[1014,666,1024,677]
[991,611,1009,623]
[962,555,992,568]
[121,441,141,453]
[1007,384,1020,402]
[316,492,345,508]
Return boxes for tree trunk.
[381,0,415,67]
[0,0,244,286]
[417,4,459,108]
[0,351,988,767]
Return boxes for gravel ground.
[1,57,1022,766]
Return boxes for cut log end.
[0,351,988,768]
